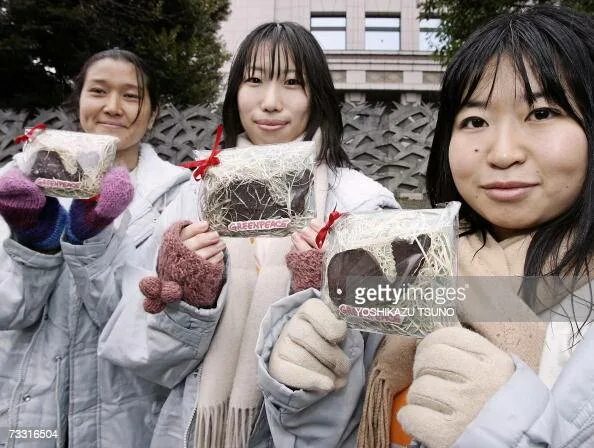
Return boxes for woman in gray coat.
[0,49,190,447]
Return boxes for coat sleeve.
[454,326,594,448]
[98,181,226,388]
[98,261,226,388]
[254,170,395,446]
[0,237,64,329]
[59,176,190,330]
[60,216,132,328]
[256,288,383,448]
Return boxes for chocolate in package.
[321,202,461,336]
[15,128,118,198]
[197,141,316,237]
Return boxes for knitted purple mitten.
[0,168,67,250]
[66,167,134,244]
[286,248,324,292]
[140,220,224,313]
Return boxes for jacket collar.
[133,143,190,204]
[125,144,190,230]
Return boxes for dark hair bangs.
[446,10,590,131]
[242,26,306,88]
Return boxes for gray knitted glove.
[398,327,515,448]
[269,298,350,392]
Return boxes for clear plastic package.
[320,202,461,336]
[15,128,118,198]
[197,141,316,237]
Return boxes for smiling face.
[449,57,588,240]
[78,58,155,157]
[237,46,310,145]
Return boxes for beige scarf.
[357,231,551,448]
[194,133,328,448]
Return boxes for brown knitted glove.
[286,249,323,292]
[141,220,224,313]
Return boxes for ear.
[148,106,159,131]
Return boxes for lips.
[254,119,288,131]
[255,119,288,126]
[481,181,539,201]
[98,121,127,128]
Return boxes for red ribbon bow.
[179,124,224,179]
[315,210,343,249]
[14,123,47,144]
[194,148,221,179]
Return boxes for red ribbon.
[315,210,343,248]
[14,123,47,144]
[194,148,221,179]
[179,124,224,179]
[82,194,100,204]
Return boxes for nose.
[486,121,527,169]
[103,92,123,115]
[260,82,282,112]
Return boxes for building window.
[311,15,346,50]
[365,16,400,50]
[419,18,441,51]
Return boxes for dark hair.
[66,48,159,122]
[222,22,350,169]
[426,5,594,282]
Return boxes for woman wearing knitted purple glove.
[0,49,191,448]
[66,165,134,244]
[0,167,67,251]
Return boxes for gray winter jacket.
[0,144,190,448]
[98,167,398,447]
[256,289,384,447]
[452,280,594,448]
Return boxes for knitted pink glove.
[286,249,323,292]
[0,168,67,250]
[66,166,134,243]
[140,220,224,313]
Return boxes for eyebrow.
[464,91,546,109]
[87,79,139,89]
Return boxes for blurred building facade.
[219,0,444,104]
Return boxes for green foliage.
[0,0,230,109]
[418,0,594,63]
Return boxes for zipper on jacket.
[183,406,197,448]
[183,365,203,448]
[8,311,47,448]
[54,355,64,448]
